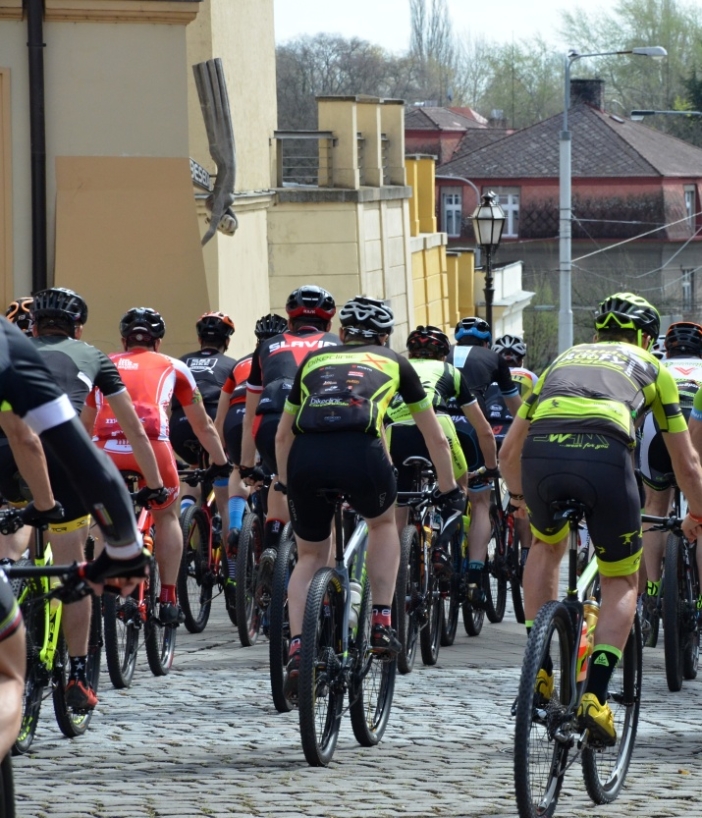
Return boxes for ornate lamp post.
[471,191,506,330]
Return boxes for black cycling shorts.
[255,414,280,475]
[450,413,490,491]
[223,405,245,465]
[522,432,642,577]
[169,405,217,466]
[287,432,397,542]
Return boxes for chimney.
[488,108,507,128]
[570,78,605,110]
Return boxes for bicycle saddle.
[550,499,587,522]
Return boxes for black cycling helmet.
[455,316,491,343]
[407,325,450,358]
[339,296,394,339]
[119,307,166,342]
[196,311,235,342]
[5,297,34,335]
[285,285,336,322]
[594,292,660,342]
[254,313,288,340]
[665,321,702,357]
[493,334,527,360]
[32,287,88,326]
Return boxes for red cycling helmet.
[285,285,336,321]
[196,311,235,341]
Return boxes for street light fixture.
[558,45,668,353]
[630,109,702,120]
[471,191,506,330]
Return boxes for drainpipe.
[27,0,47,292]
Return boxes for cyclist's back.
[485,334,537,440]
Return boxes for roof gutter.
[27,0,48,292]
[435,174,481,208]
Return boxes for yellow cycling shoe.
[535,668,554,701]
[577,692,616,746]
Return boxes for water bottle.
[576,620,590,682]
[348,579,363,632]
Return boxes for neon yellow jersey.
[518,341,685,447]
[385,358,475,423]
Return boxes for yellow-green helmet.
[594,292,660,340]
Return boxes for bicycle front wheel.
[440,529,461,647]
[581,612,642,804]
[349,580,397,746]
[235,512,263,647]
[298,568,344,767]
[419,558,443,666]
[664,533,685,691]
[145,557,177,676]
[177,505,213,634]
[395,525,420,674]
[269,531,297,713]
[484,506,507,623]
[514,600,573,818]
[103,591,140,689]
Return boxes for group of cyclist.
[1,281,702,760]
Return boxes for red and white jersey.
[662,356,702,388]
[87,349,201,441]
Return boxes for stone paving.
[13,593,702,818]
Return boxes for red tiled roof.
[405,106,487,132]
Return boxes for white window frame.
[684,185,696,230]
[682,267,695,311]
[441,188,462,238]
[490,186,520,238]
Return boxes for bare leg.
[151,502,183,587]
[523,536,568,622]
[642,485,671,584]
[50,524,91,655]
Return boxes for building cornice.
[0,0,201,24]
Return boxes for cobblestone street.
[15,597,702,818]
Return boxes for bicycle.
[4,515,102,755]
[297,491,397,767]
[488,477,526,624]
[268,522,297,713]
[513,499,642,817]
[102,474,176,687]
[643,494,700,692]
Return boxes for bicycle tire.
[349,578,397,746]
[509,523,526,624]
[177,505,213,634]
[395,525,420,674]
[419,551,443,666]
[463,595,485,636]
[582,612,642,804]
[441,530,461,647]
[145,556,176,676]
[683,552,700,680]
[514,600,573,818]
[12,568,45,756]
[236,512,263,647]
[269,531,297,713]
[484,506,507,623]
[102,591,140,689]
[52,631,93,738]
[0,753,14,818]
[664,533,684,692]
[298,567,345,767]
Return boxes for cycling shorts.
[96,439,179,509]
[254,414,280,475]
[638,407,692,491]
[169,405,217,466]
[522,432,642,577]
[450,413,490,492]
[287,432,396,542]
[223,404,245,465]
[386,415,466,492]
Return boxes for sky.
[273,0,607,53]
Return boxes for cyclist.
[170,311,236,529]
[5,297,34,337]
[500,292,702,745]
[385,325,498,573]
[447,317,521,606]
[640,322,702,620]
[84,308,230,627]
[276,296,466,696]
[213,313,288,606]
[16,288,165,710]
[239,287,339,585]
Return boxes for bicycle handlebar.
[641,513,684,535]
[3,560,93,603]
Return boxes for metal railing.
[273,131,335,187]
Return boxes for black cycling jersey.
[447,343,518,413]
[174,347,236,410]
[248,328,340,415]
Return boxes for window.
[684,185,697,230]
[491,187,520,238]
[441,189,462,238]
[682,268,695,311]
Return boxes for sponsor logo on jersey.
[117,358,140,370]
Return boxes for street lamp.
[558,45,667,353]
[630,109,702,120]
[471,191,506,330]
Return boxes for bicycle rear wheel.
[419,555,443,666]
[508,521,526,624]
[236,512,263,647]
[177,505,213,634]
[582,613,642,804]
[683,554,700,680]
[463,596,485,636]
[440,529,461,647]
[12,569,45,756]
[298,568,344,767]
[269,531,297,713]
[349,579,397,746]
[514,600,573,818]
[103,591,140,689]
[0,753,14,818]
[395,525,420,674]
[664,533,685,691]
[145,557,176,676]
[484,506,507,623]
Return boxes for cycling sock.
[264,519,284,551]
[646,579,660,597]
[69,655,87,680]
[180,495,196,510]
[289,635,301,658]
[585,644,622,704]
[467,560,484,585]
[525,619,534,636]
[228,496,247,532]
[159,584,177,605]
[371,606,392,628]
[697,593,702,611]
